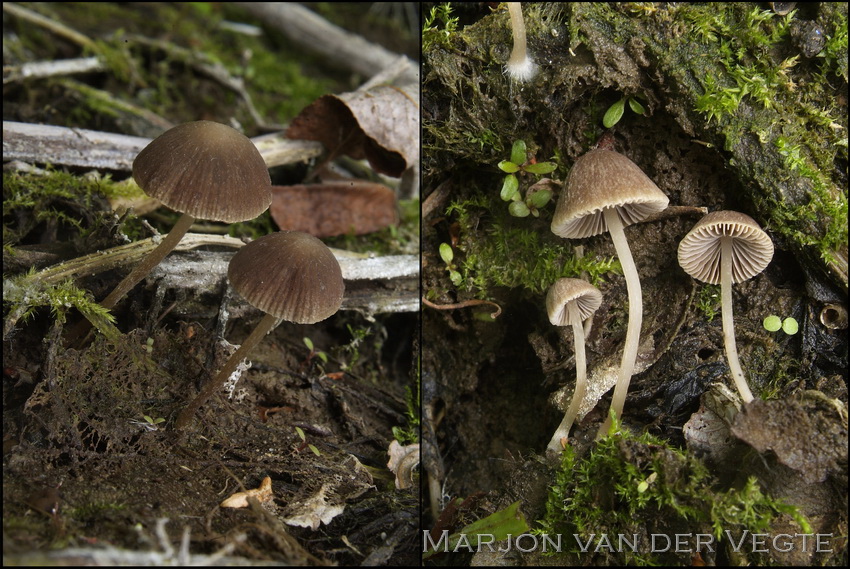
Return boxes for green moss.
[696,283,721,322]
[444,195,620,298]
[423,3,459,52]
[536,417,811,565]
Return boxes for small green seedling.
[439,243,462,286]
[603,96,647,128]
[781,317,799,335]
[763,315,782,331]
[130,414,166,431]
[294,426,321,456]
[303,336,328,364]
[497,140,557,218]
[763,315,799,335]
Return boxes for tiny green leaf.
[500,174,519,201]
[449,270,462,286]
[763,315,782,332]
[295,426,306,441]
[498,160,521,173]
[510,140,527,165]
[628,97,646,115]
[303,336,314,350]
[439,243,454,265]
[308,444,321,456]
[603,97,626,128]
[317,351,328,363]
[509,201,530,217]
[153,417,165,424]
[143,415,154,424]
[528,189,553,209]
[782,317,799,335]
[522,161,557,175]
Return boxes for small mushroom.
[545,278,603,452]
[99,121,272,310]
[505,2,537,82]
[678,211,774,403]
[551,149,669,437]
[175,230,344,430]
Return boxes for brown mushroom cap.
[546,278,603,327]
[228,231,344,324]
[133,121,272,223]
[551,149,669,239]
[678,210,774,284]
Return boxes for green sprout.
[781,317,799,335]
[303,336,328,364]
[763,315,799,335]
[602,95,647,128]
[498,140,557,218]
[439,242,462,286]
[763,314,782,332]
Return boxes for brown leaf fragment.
[731,393,848,484]
[220,476,273,508]
[285,84,419,177]
[387,440,420,490]
[269,181,398,237]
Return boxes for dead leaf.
[285,84,419,177]
[269,181,398,237]
[281,483,345,530]
[220,476,273,508]
[387,440,420,490]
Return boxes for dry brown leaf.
[285,85,419,177]
[220,476,273,508]
[281,483,345,530]
[387,440,420,490]
[269,181,398,237]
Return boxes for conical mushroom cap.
[546,278,603,327]
[678,210,774,284]
[551,149,669,239]
[228,231,345,324]
[133,121,272,223]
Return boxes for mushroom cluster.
[551,149,669,438]
[100,121,272,310]
[175,230,344,430]
[678,211,774,403]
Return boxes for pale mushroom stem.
[547,304,587,452]
[598,207,643,437]
[721,236,755,403]
[175,312,279,430]
[507,3,527,67]
[101,212,196,309]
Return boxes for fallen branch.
[2,121,324,171]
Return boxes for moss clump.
[536,420,811,565]
[442,194,620,299]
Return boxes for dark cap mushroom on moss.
[545,278,603,453]
[175,230,344,430]
[98,121,272,310]
[678,211,774,403]
[551,149,669,438]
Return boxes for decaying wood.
[2,121,324,172]
[8,233,419,315]
[3,56,105,84]
[236,3,418,87]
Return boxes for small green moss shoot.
[423,3,459,52]
[536,414,811,565]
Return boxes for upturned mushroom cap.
[228,231,344,324]
[551,149,669,239]
[546,278,603,327]
[678,211,774,284]
[133,121,272,223]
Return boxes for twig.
[3,3,95,50]
[422,296,503,319]
[3,56,105,84]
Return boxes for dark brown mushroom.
[551,149,669,437]
[99,121,272,310]
[175,230,344,430]
[678,210,774,403]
